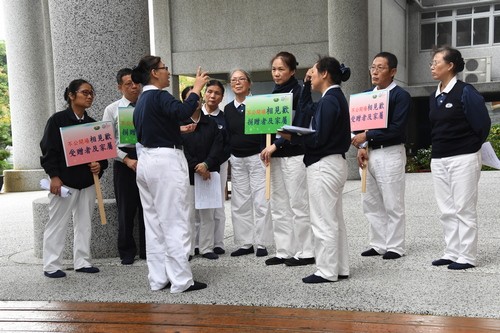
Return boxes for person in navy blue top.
[428,46,491,270]
[351,52,411,260]
[40,79,108,278]
[279,56,351,283]
[201,80,229,255]
[260,52,314,267]
[180,85,223,260]
[132,55,209,292]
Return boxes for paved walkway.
[0,172,499,318]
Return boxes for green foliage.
[0,40,11,172]
[406,147,432,173]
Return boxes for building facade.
[1,0,498,192]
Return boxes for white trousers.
[214,160,228,248]
[188,185,217,255]
[43,185,95,273]
[136,147,193,293]
[229,154,273,247]
[270,155,313,259]
[363,144,406,255]
[431,151,481,266]
[307,154,349,280]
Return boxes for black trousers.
[113,158,145,260]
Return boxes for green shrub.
[482,124,500,171]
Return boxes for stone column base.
[3,169,47,192]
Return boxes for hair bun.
[339,63,351,82]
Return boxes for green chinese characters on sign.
[244,93,292,134]
[118,106,137,144]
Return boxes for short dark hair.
[373,52,398,69]
[271,51,298,71]
[206,79,225,96]
[432,46,465,74]
[116,68,133,85]
[181,85,194,101]
[63,79,93,104]
[131,55,162,85]
[316,56,350,85]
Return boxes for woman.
[279,56,351,283]
[260,52,314,266]
[132,55,209,292]
[40,79,108,278]
[201,80,230,255]
[224,69,273,257]
[429,46,491,270]
[180,86,223,260]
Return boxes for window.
[495,16,500,43]
[420,4,500,50]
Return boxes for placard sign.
[118,106,137,144]
[60,121,117,167]
[244,93,292,134]
[349,89,389,131]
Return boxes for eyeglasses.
[230,77,248,83]
[428,61,443,68]
[368,66,389,73]
[77,90,95,97]
[155,66,168,71]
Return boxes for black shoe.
[231,246,254,257]
[44,270,66,278]
[121,257,135,265]
[302,274,334,284]
[265,257,286,265]
[256,248,268,257]
[361,248,380,256]
[213,247,225,255]
[432,258,454,266]
[284,257,315,266]
[188,255,193,261]
[184,281,207,292]
[75,266,99,273]
[161,282,172,290]
[448,262,475,270]
[194,248,200,255]
[202,252,219,260]
[338,275,349,280]
[383,251,402,260]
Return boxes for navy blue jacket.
[180,113,223,185]
[292,82,351,167]
[429,80,490,158]
[40,108,108,189]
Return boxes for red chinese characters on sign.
[60,121,117,167]
[349,89,389,131]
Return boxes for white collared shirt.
[322,84,340,97]
[202,104,221,117]
[102,96,135,161]
[374,81,397,92]
[435,76,457,97]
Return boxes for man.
[351,52,411,260]
[103,68,145,265]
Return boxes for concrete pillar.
[47,0,150,199]
[328,0,370,180]
[1,0,54,191]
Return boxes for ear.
[389,67,397,79]
[320,70,328,80]
[448,62,455,72]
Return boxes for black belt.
[370,143,402,150]
[120,147,136,154]
[144,144,183,150]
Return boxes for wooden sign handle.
[93,173,107,225]
[361,148,368,193]
[265,134,271,200]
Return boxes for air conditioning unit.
[462,57,491,83]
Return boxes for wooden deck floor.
[1,301,500,332]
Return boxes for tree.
[0,40,12,172]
